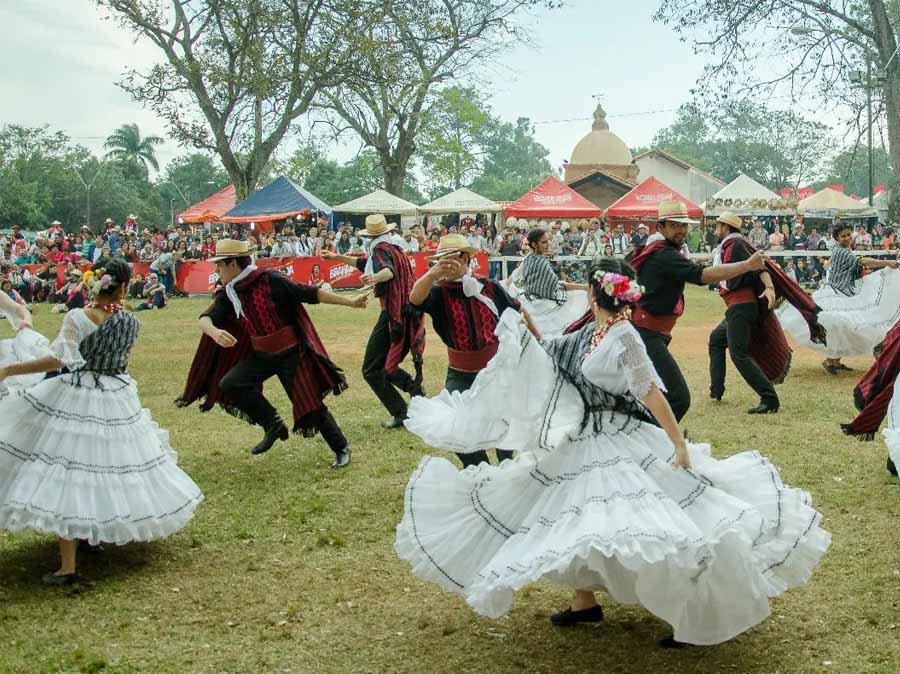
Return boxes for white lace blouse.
[49,309,100,370]
[580,320,666,401]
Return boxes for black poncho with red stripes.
[842,320,900,440]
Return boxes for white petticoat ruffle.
[0,371,204,545]
[886,386,900,472]
[777,268,900,358]
[506,273,589,339]
[397,311,830,646]
[0,328,51,391]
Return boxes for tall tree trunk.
[869,0,900,218]
[384,164,407,196]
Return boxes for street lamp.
[70,161,107,229]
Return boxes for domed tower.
[565,104,639,185]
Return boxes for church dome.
[570,104,633,166]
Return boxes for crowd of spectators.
[3,212,898,309]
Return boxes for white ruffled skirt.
[397,312,830,645]
[777,268,900,358]
[0,371,204,545]
[0,327,51,390]
[886,386,900,471]
[506,288,589,339]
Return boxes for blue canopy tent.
[222,176,332,232]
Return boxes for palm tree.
[104,123,164,174]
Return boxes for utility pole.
[868,59,874,205]
[70,162,106,229]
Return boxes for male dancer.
[842,318,900,475]
[708,212,827,414]
[408,234,541,467]
[626,200,768,421]
[177,239,365,468]
[323,214,425,429]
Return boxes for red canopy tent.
[178,185,236,224]
[605,177,702,233]
[504,176,603,219]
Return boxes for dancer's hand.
[759,286,776,310]
[320,251,338,260]
[359,274,375,286]
[887,260,899,270]
[746,251,767,271]
[673,440,691,469]
[0,366,8,382]
[17,313,33,332]
[350,293,368,309]
[212,329,237,348]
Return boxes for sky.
[0,0,842,179]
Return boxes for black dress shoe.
[747,402,779,414]
[822,361,840,375]
[251,419,290,455]
[331,446,351,469]
[659,636,692,649]
[381,417,407,430]
[888,456,898,477]
[837,363,854,372]
[409,381,426,398]
[709,392,723,402]
[77,540,104,554]
[549,605,604,626]
[42,572,79,587]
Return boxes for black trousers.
[708,302,778,406]
[362,310,417,418]
[446,368,514,469]
[219,350,348,453]
[634,326,691,422]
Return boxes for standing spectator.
[337,230,353,254]
[768,225,786,251]
[609,224,629,255]
[150,251,176,295]
[788,223,807,250]
[806,227,821,251]
[631,223,649,249]
[748,220,769,250]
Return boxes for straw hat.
[429,233,479,258]
[716,211,743,230]
[208,239,251,262]
[657,200,699,225]
[359,213,396,238]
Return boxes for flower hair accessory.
[593,271,644,305]
[88,269,114,295]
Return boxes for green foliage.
[651,102,833,188]
[418,86,493,196]
[470,117,554,201]
[157,153,229,215]
[823,145,893,196]
[104,123,164,177]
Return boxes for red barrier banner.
[18,253,489,295]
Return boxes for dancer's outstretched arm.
[316,288,368,309]
[0,355,63,380]
[521,309,542,342]
[198,316,237,348]
[642,384,691,469]
[0,289,31,331]
[860,256,899,270]
[701,251,767,284]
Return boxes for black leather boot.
[381,416,407,430]
[251,417,290,455]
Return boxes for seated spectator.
[52,270,87,313]
[134,273,168,311]
[128,273,146,300]
[306,263,333,291]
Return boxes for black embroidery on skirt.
[2,494,202,526]
[22,390,144,426]
[0,439,171,474]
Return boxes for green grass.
[1,288,899,674]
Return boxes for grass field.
[1,287,899,674]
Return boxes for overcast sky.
[0,0,847,178]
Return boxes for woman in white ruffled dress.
[778,223,900,373]
[505,228,589,339]
[0,259,204,585]
[0,288,51,390]
[397,257,830,647]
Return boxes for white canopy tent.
[863,191,890,223]
[333,189,418,216]
[799,188,877,219]
[418,187,502,214]
[706,173,795,216]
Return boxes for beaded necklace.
[590,307,632,350]
[89,301,123,314]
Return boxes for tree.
[296,150,422,206]
[98,0,364,200]
[825,144,893,196]
[157,152,229,215]
[470,117,554,201]
[655,0,900,200]
[418,86,493,196]
[650,102,833,188]
[104,123,164,177]
[322,0,554,195]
